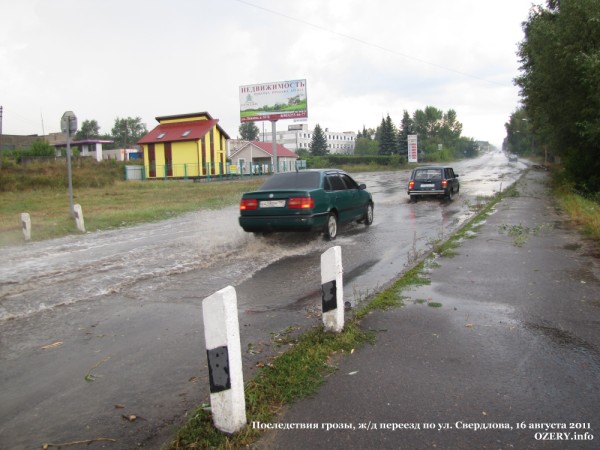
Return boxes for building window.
[157,132,166,139]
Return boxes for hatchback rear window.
[259,172,321,190]
[414,169,442,180]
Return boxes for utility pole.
[61,111,77,217]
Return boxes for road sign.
[61,111,77,135]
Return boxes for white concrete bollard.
[21,213,31,241]
[202,285,247,434]
[321,246,344,332]
[73,204,85,233]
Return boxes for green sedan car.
[239,169,374,240]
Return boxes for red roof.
[137,119,219,144]
[249,141,298,158]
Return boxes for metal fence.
[125,160,306,181]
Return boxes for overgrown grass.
[553,174,600,241]
[170,323,375,449]
[0,169,264,246]
[0,158,126,191]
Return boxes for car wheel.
[446,189,454,201]
[324,212,338,240]
[363,202,373,226]
[410,195,418,203]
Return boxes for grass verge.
[0,178,264,246]
[169,261,430,449]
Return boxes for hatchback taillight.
[240,198,258,210]
[408,181,415,189]
[288,197,314,209]
[441,180,448,188]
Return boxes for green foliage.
[354,137,379,155]
[356,125,375,139]
[75,119,101,140]
[504,107,535,156]
[305,154,406,169]
[239,121,260,141]
[2,140,56,163]
[515,0,600,193]
[398,110,414,155]
[0,159,123,192]
[28,140,55,157]
[111,116,148,148]
[310,123,328,156]
[377,114,399,155]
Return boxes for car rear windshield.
[259,172,321,190]
[414,169,442,180]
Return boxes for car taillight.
[240,198,258,210]
[408,181,415,189]
[288,197,314,209]
[441,180,448,188]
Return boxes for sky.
[0,0,537,148]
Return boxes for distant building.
[53,139,115,161]
[0,133,63,151]
[229,141,299,174]
[137,112,230,179]
[258,124,356,154]
[2,133,119,162]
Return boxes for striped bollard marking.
[74,204,85,233]
[321,246,344,332]
[21,213,31,241]
[202,285,247,433]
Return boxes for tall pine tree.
[310,124,329,155]
[378,114,398,155]
[399,110,414,155]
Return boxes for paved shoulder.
[256,168,600,449]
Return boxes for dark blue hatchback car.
[408,166,460,202]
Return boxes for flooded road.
[0,151,523,321]
[0,151,527,448]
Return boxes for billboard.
[408,134,418,163]
[239,79,307,123]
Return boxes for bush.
[305,154,407,169]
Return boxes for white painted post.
[21,213,31,241]
[321,246,344,332]
[73,204,85,233]
[202,286,246,434]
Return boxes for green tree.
[504,107,533,155]
[378,114,398,155]
[515,0,600,192]
[239,121,259,141]
[111,117,148,148]
[357,125,375,140]
[310,124,328,156]
[398,110,414,156]
[441,109,462,145]
[413,106,443,140]
[75,119,100,140]
[457,137,479,158]
[354,137,379,155]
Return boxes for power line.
[232,0,509,87]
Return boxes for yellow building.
[138,112,230,179]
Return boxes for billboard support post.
[271,120,278,173]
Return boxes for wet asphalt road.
[257,168,600,449]
[0,152,526,449]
